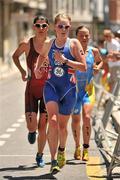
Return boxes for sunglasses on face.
[57,24,70,30]
[34,23,48,29]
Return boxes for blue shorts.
[73,83,95,115]
[43,82,76,115]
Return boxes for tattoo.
[86,127,89,136]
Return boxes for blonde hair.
[54,13,71,24]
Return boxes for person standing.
[103,28,120,92]
[71,25,103,161]
[12,15,49,167]
[35,13,87,173]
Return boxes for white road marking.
[21,115,25,118]
[0,134,11,138]
[11,123,20,127]
[0,114,25,147]
[0,141,6,146]
[17,118,25,123]
[6,128,16,132]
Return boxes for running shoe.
[50,160,60,174]
[82,148,89,161]
[28,131,36,144]
[36,153,45,167]
[57,150,66,168]
[74,146,81,160]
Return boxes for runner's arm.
[92,48,103,74]
[12,42,27,81]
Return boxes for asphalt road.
[0,74,119,180]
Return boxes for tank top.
[47,38,76,94]
[76,46,94,89]
[26,38,48,86]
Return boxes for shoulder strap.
[29,38,34,50]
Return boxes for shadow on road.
[0,165,37,172]
[0,164,58,179]
[4,174,57,179]
[66,158,86,165]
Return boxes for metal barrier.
[102,78,120,129]
[107,133,120,176]
[93,72,120,177]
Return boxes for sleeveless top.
[76,46,94,90]
[26,38,49,86]
[47,38,76,96]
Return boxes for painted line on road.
[86,156,105,180]
[21,115,25,119]
[6,128,16,132]
[11,123,20,127]
[0,141,6,146]
[17,118,25,123]
[0,114,25,147]
[0,134,11,138]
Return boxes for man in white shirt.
[104,29,120,92]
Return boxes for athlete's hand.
[21,69,27,81]
[34,59,49,79]
[34,68,42,79]
[54,51,66,64]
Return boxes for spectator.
[103,29,120,92]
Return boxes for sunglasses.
[57,24,70,30]
[34,23,48,29]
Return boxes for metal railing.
[92,71,120,177]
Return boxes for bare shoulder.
[70,38,80,45]
[13,37,32,56]
[70,38,81,50]
[17,37,33,51]
[18,39,28,48]
[70,39,83,53]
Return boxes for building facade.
[0,0,120,64]
[0,0,46,63]
[109,0,120,33]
